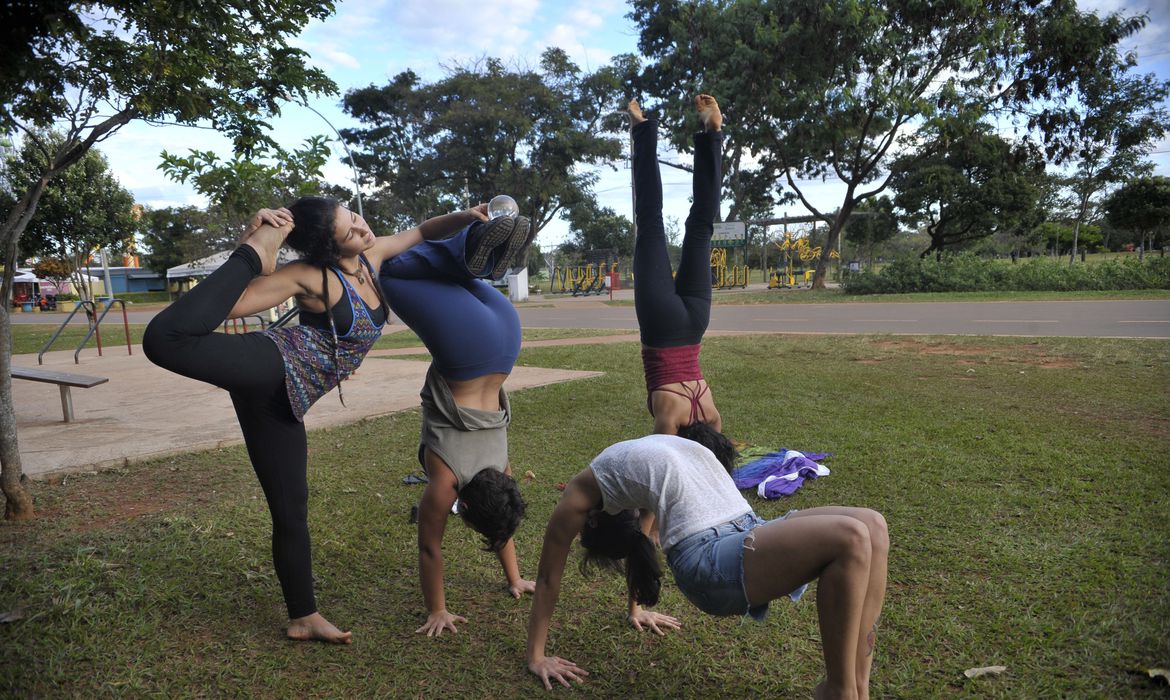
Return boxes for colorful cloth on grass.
[731,449,831,499]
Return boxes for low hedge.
[841,253,1170,294]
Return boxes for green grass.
[374,326,633,350]
[2,336,1168,697]
[9,323,148,355]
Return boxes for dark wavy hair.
[458,469,526,552]
[286,196,342,267]
[580,509,662,606]
[677,421,738,473]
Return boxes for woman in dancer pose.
[144,198,514,642]
[377,212,540,637]
[525,433,889,700]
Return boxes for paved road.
[516,298,1170,339]
[11,295,1170,338]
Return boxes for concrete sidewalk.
[11,345,602,479]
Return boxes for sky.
[99,0,1170,249]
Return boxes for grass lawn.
[8,324,631,356]
[1,335,1168,697]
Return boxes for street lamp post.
[296,101,364,218]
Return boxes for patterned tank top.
[264,256,384,421]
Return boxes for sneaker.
[490,216,532,279]
[466,216,518,277]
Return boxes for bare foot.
[286,612,353,644]
[627,98,648,126]
[696,94,722,132]
[242,224,290,275]
[813,679,857,700]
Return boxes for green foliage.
[341,49,635,235]
[629,0,1159,282]
[30,257,73,287]
[842,252,1170,294]
[139,207,224,276]
[7,131,139,298]
[891,129,1047,256]
[159,136,333,229]
[1104,176,1170,253]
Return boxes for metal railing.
[37,298,133,365]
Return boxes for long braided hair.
[285,196,390,405]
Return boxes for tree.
[890,129,1046,258]
[341,49,635,237]
[159,136,333,244]
[843,196,898,269]
[9,132,139,300]
[630,0,1152,288]
[1058,72,1169,264]
[1104,176,1170,258]
[0,2,337,520]
[31,257,73,297]
[140,206,219,276]
[561,192,634,257]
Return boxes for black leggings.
[142,247,316,619]
[632,120,723,347]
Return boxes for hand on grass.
[529,655,589,690]
[628,609,682,635]
[415,610,467,637]
[508,579,536,598]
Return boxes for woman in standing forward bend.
[144,198,509,642]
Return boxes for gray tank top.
[418,365,510,490]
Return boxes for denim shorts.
[666,511,807,621]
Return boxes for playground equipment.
[768,231,839,289]
[709,247,749,289]
[550,249,620,296]
[37,297,133,365]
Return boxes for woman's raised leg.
[788,507,889,699]
[740,514,874,700]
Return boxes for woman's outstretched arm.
[526,470,597,689]
[366,205,489,267]
[415,457,463,637]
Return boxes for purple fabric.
[731,449,831,499]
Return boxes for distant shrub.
[841,253,1170,294]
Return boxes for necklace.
[340,261,366,285]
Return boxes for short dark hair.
[580,509,662,606]
[458,469,526,552]
[677,421,738,473]
[286,196,342,267]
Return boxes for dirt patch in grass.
[2,454,247,544]
[870,338,1081,368]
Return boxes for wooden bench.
[11,367,109,423]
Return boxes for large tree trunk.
[0,175,52,521]
[811,213,848,290]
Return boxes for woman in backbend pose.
[525,434,889,700]
[144,198,517,642]
[377,213,541,637]
[628,95,737,469]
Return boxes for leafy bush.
[842,253,1170,294]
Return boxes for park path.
[11,341,602,479]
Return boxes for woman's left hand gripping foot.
[286,612,354,644]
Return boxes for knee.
[836,517,872,564]
[141,317,174,366]
[863,510,890,556]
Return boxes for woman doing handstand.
[629,95,736,468]
[378,214,538,637]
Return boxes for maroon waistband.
[642,343,704,392]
